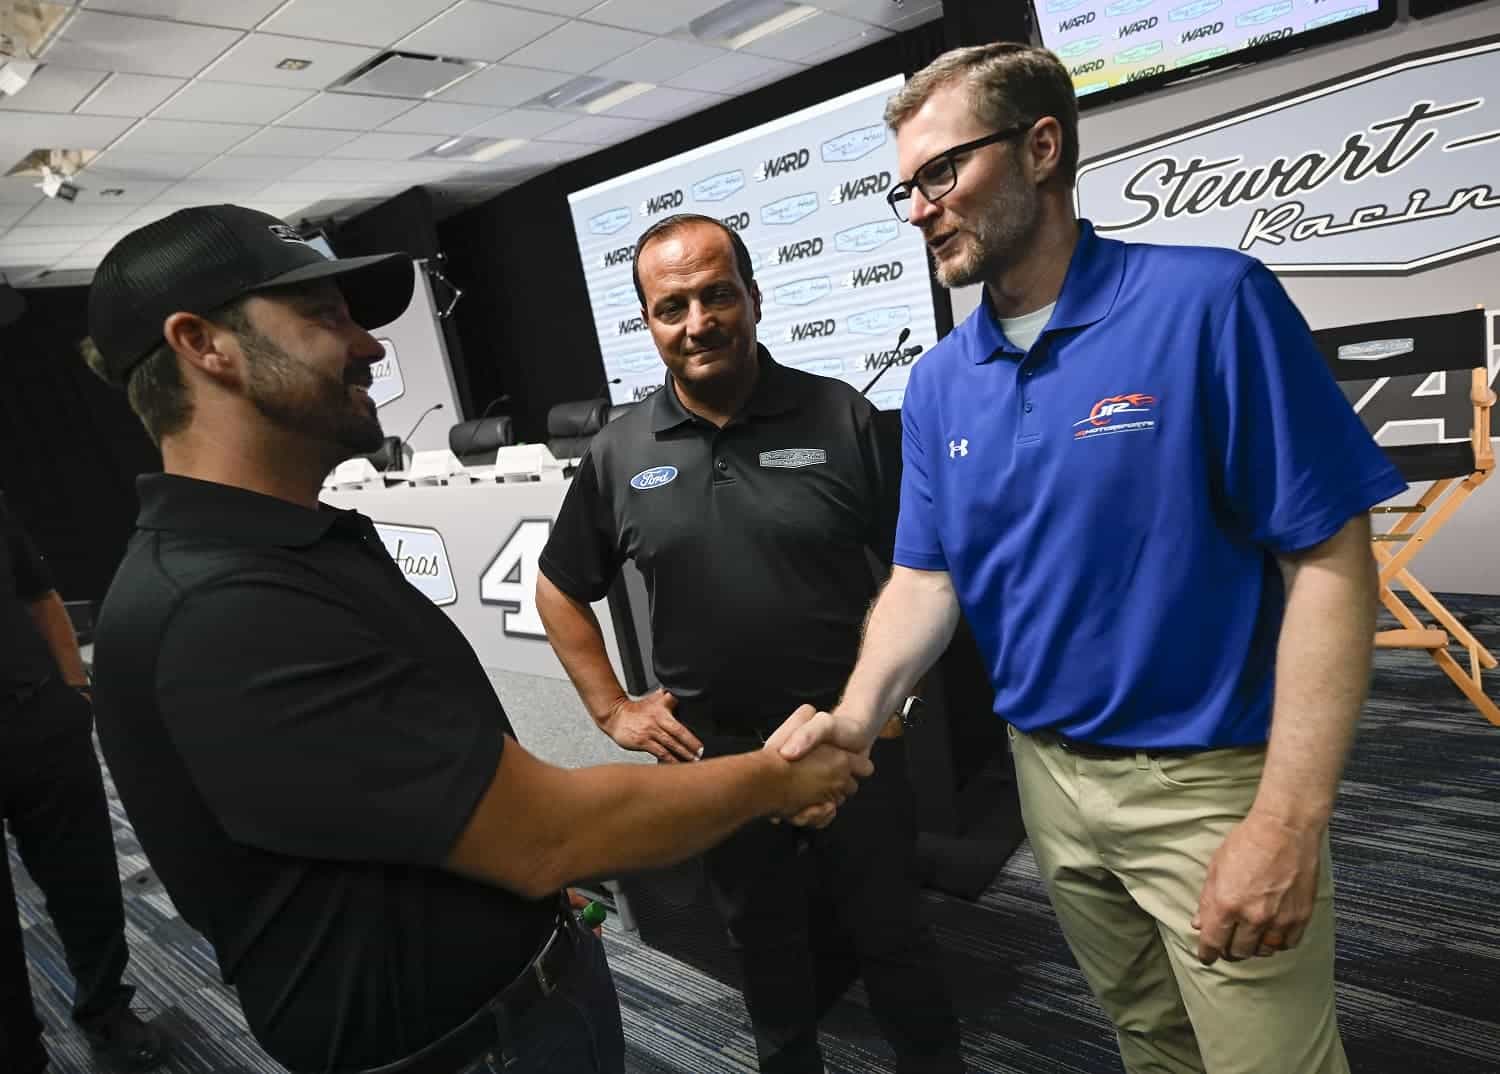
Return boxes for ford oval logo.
[630,465,678,491]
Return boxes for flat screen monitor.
[567,74,938,411]
[1033,0,1396,108]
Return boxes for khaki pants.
[1008,725,1350,1074]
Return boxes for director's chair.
[1313,308,1498,727]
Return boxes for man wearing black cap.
[0,494,166,1074]
[83,204,872,1074]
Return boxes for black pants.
[698,734,962,1074]
[0,679,134,1066]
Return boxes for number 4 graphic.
[479,519,552,638]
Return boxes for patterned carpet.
[7,597,1500,1073]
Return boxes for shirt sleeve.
[0,496,55,601]
[539,449,623,604]
[154,579,503,866]
[854,400,900,566]
[1209,263,1408,554]
[892,366,947,571]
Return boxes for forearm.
[1255,519,1377,832]
[26,591,88,687]
[536,574,627,726]
[835,566,960,746]
[539,752,785,888]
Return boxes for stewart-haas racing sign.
[1075,38,1500,274]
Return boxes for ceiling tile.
[462,107,575,140]
[396,2,565,63]
[503,20,652,74]
[495,0,598,13]
[256,180,392,204]
[17,201,138,227]
[192,155,309,180]
[0,243,81,262]
[798,23,893,68]
[585,0,729,36]
[814,0,942,29]
[200,34,378,90]
[229,126,359,156]
[260,0,456,48]
[81,0,287,29]
[740,12,871,62]
[325,131,448,159]
[539,113,654,145]
[0,113,137,156]
[0,177,46,204]
[589,37,726,84]
[155,82,315,124]
[379,101,502,135]
[51,256,107,272]
[86,152,220,180]
[109,118,259,155]
[606,85,722,122]
[277,92,419,130]
[74,73,188,117]
[667,51,799,93]
[46,12,243,78]
[0,205,32,226]
[60,178,176,204]
[0,67,109,114]
[434,63,573,107]
[3,226,109,246]
[244,201,311,219]
[125,203,200,226]
[291,158,457,182]
[155,180,275,204]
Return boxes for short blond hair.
[885,43,1080,186]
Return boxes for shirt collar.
[968,218,1125,364]
[650,344,797,433]
[134,473,357,548]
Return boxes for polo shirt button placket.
[1017,361,1042,442]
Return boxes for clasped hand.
[762,705,873,829]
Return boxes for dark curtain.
[0,286,160,601]
[438,19,951,444]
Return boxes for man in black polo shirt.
[82,204,871,1074]
[0,494,166,1074]
[537,214,962,1074]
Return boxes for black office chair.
[448,415,517,466]
[547,398,610,460]
[606,401,638,425]
[361,436,406,473]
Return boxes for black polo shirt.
[541,347,898,728]
[0,492,59,695]
[91,474,556,1074]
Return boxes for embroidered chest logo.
[1072,393,1158,440]
[948,439,969,458]
[760,448,827,469]
[629,466,678,490]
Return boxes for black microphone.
[860,327,913,396]
[402,402,445,444]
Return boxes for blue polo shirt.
[895,220,1406,748]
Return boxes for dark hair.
[80,299,253,445]
[886,42,1081,187]
[631,214,755,307]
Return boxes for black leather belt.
[359,907,583,1074]
[1029,727,1203,760]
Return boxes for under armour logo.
[948,439,968,458]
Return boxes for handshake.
[599,689,876,829]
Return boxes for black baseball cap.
[87,204,415,387]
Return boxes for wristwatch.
[897,695,925,729]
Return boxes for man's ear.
[750,280,763,324]
[163,311,239,384]
[1027,116,1064,185]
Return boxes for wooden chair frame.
[1369,365,1498,726]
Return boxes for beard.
[240,329,385,457]
[931,166,1040,289]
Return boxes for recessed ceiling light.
[529,76,653,114]
[414,136,526,163]
[276,58,313,71]
[688,0,818,49]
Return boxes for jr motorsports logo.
[374,523,456,605]
[1075,38,1500,273]
[1072,393,1158,440]
[369,340,404,407]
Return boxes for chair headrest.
[449,416,515,458]
[547,398,609,438]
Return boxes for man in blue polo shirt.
[775,43,1406,1074]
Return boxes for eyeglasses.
[886,123,1033,223]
